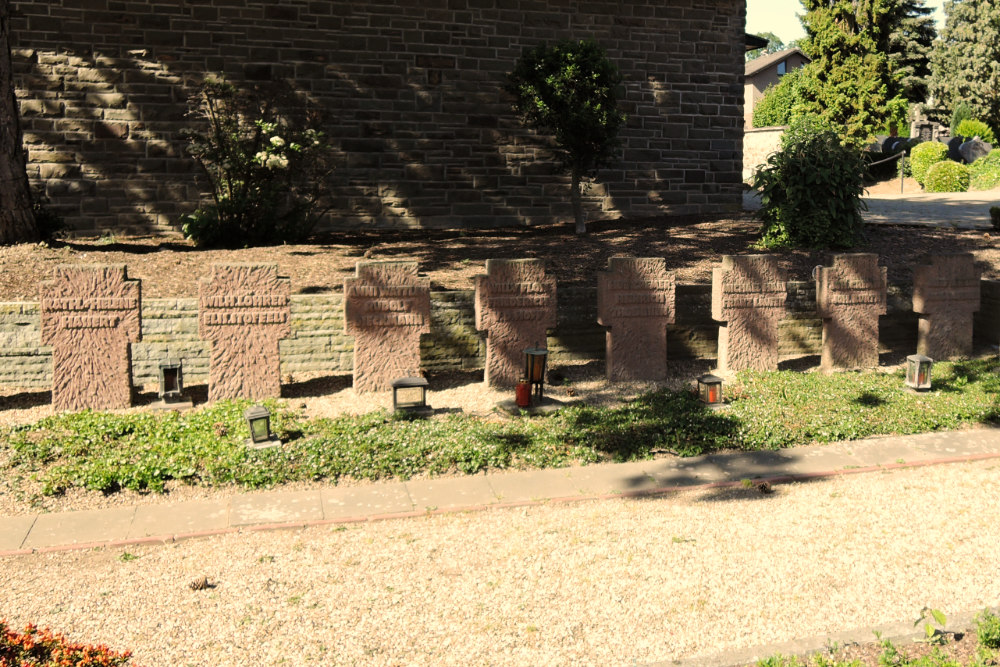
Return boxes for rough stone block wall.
[3,280,997,392]
[10,0,745,235]
[742,126,785,181]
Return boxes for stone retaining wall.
[3,280,997,390]
[742,126,785,181]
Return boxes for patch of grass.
[3,359,998,499]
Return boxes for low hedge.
[970,149,1000,190]
[910,141,948,186]
[925,160,971,192]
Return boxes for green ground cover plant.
[4,359,998,499]
[970,150,1000,191]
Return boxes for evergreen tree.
[887,0,937,103]
[797,0,903,139]
[929,0,1000,134]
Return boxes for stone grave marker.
[710,255,787,372]
[912,253,981,359]
[344,261,431,392]
[597,256,676,381]
[40,264,141,411]
[199,264,290,401]
[814,253,887,370]
[474,259,557,387]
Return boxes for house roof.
[745,48,809,78]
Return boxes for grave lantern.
[697,373,724,406]
[905,354,933,391]
[391,376,431,415]
[158,357,184,403]
[243,405,274,446]
[523,343,548,401]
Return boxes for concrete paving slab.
[406,475,498,510]
[645,455,732,487]
[768,442,865,475]
[562,460,661,496]
[838,438,926,468]
[321,482,414,520]
[905,428,1000,457]
[703,450,802,478]
[0,515,36,551]
[23,507,136,549]
[129,499,229,538]
[487,467,582,503]
[229,490,323,527]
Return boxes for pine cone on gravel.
[188,576,212,591]
[755,481,773,495]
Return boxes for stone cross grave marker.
[814,253,887,370]
[40,264,141,411]
[912,253,981,359]
[597,256,676,381]
[344,261,431,393]
[199,264,290,401]
[710,255,787,372]
[474,259,557,387]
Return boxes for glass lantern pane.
[396,386,424,408]
[250,419,269,442]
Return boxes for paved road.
[743,188,999,230]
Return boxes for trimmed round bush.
[910,141,948,186]
[956,119,997,144]
[970,149,1000,190]
[924,160,971,193]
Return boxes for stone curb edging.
[3,449,999,558]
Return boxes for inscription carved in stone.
[912,253,981,359]
[474,259,557,387]
[344,261,431,392]
[710,255,787,372]
[199,264,290,401]
[815,254,887,370]
[597,257,675,381]
[40,264,141,411]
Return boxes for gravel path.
[2,459,998,666]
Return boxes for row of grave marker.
[39,253,982,412]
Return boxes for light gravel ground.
[2,459,999,666]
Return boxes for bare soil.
[0,211,998,302]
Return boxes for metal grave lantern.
[905,354,933,391]
[244,405,279,448]
[697,373,724,406]
[523,343,548,402]
[158,357,184,403]
[391,376,431,415]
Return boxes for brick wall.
[10,0,746,235]
[4,280,998,391]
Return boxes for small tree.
[505,39,626,234]
[753,68,806,128]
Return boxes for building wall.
[10,0,746,235]
[4,280,998,391]
[743,52,809,127]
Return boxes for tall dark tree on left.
[1,0,38,244]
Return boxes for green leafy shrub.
[950,101,973,136]
[975,608,1000,649]
[910,141,948,186]
[750,116,866,249]
[924,160,971,192]
[970,149,1000,190]
[0,620,137,666]
[956,119,996,144]
[752,68,805,128]
[181,78,335,248]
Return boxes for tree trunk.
[0,0,38,245]
[571,168,585,234]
